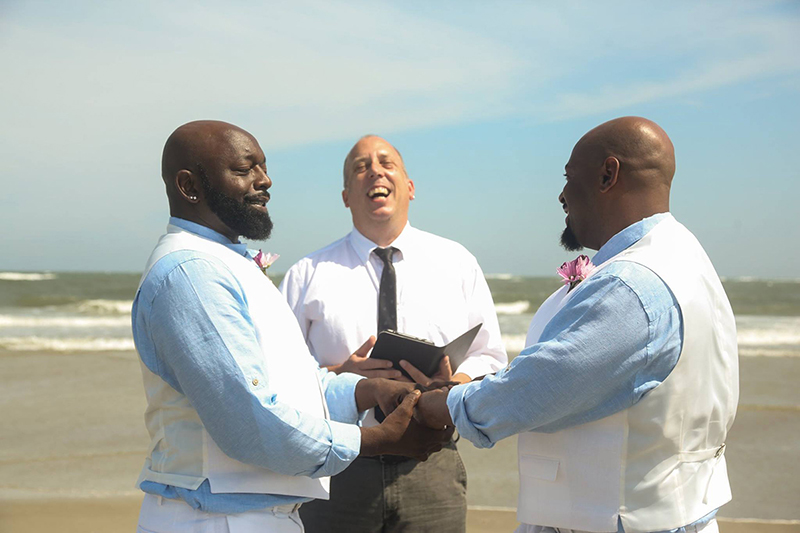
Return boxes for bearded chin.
[560,224,583,252]
[199,168,274,241]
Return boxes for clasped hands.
[348,337,459,461]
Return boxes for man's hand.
[399,355,470,388]
[325,336,402,379]
[360,390,454,461]
[414,388,454,429]
[354,377,415,415]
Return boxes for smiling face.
[342,136,414,243]
[199,129,273,241]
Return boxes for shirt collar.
[592,212,672,266]
[348,222,414,264]
[168,217,250,257]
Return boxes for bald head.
[560,117,676,251]
[574,116,675,189]
[343,135,406,188]
[162,120,254,187]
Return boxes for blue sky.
[1,1,798,277]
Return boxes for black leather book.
[371,323,483,379]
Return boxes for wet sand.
[1,350,798,532]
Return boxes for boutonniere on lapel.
[557,254,596,292]
[253,250,279,275]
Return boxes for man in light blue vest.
[132,120,453,532]
[415,117,738,533]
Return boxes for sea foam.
[495,301,531,315]
[0,272,57,281]
[0,336,135,352]
[75,299,133,315]
[0,315,130,328]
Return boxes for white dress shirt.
[280,223,507,424]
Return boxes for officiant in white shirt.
[280,135,507,532]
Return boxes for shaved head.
[560,117,676,250]
[574,116,675,190]
[162,120,254,187]
[343,135,406,188]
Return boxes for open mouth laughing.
[368,186,391,199]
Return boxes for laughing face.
[342,136,415,234]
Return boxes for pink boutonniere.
[253,250,279,275]
[557,254,596,291]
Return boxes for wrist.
[359,425,388,457]
[324,363,343,374]
[354,378,378,412]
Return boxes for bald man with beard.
[416,117,739,533]
[132,121,452,532]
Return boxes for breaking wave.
[0,272,57,281]
[495,301,531,315]
[0,336,135,352]
[0,315,130,328]
[74,299,133,315]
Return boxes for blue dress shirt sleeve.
[447,262,683,448]
[318,366,365,424]
[145,255,361,478]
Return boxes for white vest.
[135,225,331,499]
[517,215,738,533]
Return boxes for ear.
[599,156,620,193]
[342,188,350,208]
[176,169,201,203]
[407,178,415,200]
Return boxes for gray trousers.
[300,442,467,533]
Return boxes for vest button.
[252,378,259,386]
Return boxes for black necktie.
[373,246,397,423]
[374,247,398,333]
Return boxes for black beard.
[560,223,583,252]
[198,166,273,241]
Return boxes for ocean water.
[1,271,799,358]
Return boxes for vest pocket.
[519,454,559,481]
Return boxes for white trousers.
[137,494,304,533]
[514,518,719,533]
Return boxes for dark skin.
[559,116,675,251]
[415,116,678,430]
[162,120,271,243]
[162,120,452,460]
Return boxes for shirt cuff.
[447,381,495,449]
[323,371,365,425]
[317,419,362,477]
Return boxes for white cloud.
[0,0,525,155]
[1,0,797,157]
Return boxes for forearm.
[354,378,378,413]
[149,262,361,478]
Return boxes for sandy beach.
[1,349,798,532]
